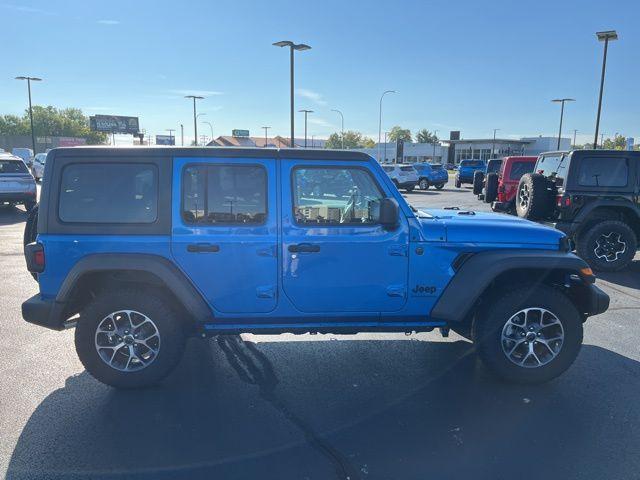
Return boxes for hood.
[418,208,564,246]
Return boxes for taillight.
[25,242,45,273]
[556,195,571,208]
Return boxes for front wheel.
[75,288,186,388]
[473,285,583,383]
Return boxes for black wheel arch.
[573,201,640,238]
[57,254,212,329]
[431,249,607,325]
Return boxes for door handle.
[187,243,220,253]
[288,243,320,253]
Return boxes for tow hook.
[439,327,450,338]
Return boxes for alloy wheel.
[594,231,626,263]
[501,307,564,368]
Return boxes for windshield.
[536,153,570,179]
[487,160,502,173]
[460,160,483,167]
[0,160,28,174]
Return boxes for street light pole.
[180,124,184,146]
[572,129,578,148]
[378,90,396,162]
[262,126,271,147]
[273,40,311,148]
[384,131,389,163]
[492,128,500,158]
[594,30,618,149]
[552,98,575,150]
[432,130,439,161]
[203,121,214,142]
[331,109,345,149]
[299,109,313,148]
[185,95,204,146]
[15,76,42,155]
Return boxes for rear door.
[171,156,278,314]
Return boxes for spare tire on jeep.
[484,172,499,203]
[23,203,39,281]
[516,173,554,220]
[472,171,484,195]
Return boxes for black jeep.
[515,149,639,271]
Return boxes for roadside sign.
[90,115,140,134]
[155,135,175,145]
[232,129,250,137]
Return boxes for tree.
[388,126,412,143]
[602,134,626,151]
[415,129,439,144]
[0,106,108,144]
[325,130,376,149]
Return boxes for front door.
[281,160,409,314]
[171,157,278,314]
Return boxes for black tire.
[473,284,583,383]
[455,177,461,188]
[515,173,554,220]
[24,200,36,211]
[23,203,39,248]
[435,184,444,190]
[576,220,637,272]
[419,178,429,190]
[75,288,186,389]
[484,172,499,203]
[472,171,485,195]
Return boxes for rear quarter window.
[58,163,158,223]
[577,157,629,188]
[508,161,535,180]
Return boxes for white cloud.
[97,19,120,25]
[308,117,336,129]
[296,88,327,106]
[1,4,56,15]
[170,89,224,97]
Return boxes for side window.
[509,161,535,180]
[292,167,384,225]
[182,164,267,224]
[578,157,628,187]
[59,163,158,223]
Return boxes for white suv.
[381,164,419,192]
[31,153,47,181]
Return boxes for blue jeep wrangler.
[23,147,609,388]
[455,159,486,188]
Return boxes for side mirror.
[379,197,400,230]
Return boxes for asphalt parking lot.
[1,184,639,480]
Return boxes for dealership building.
[356,135,570,164]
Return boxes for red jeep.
[489,156,537,214]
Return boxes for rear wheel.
[577,220,637,272]
[75,288,186,388]
[484,173,499,203]
[405,186,415,192]
[435,184,444,190]
[515,173,554,220]
[419,178,429,190]
[472,171,484,195]
[473,285,583,383]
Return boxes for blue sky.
[1,0,638,145]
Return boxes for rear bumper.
[585,284,609,316]
[0,192,36,203]
[491,200,512,212]
[22,295,67,331]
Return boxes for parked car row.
[382,162,448,191]
[461,150,639,272]
[0,152,37,210]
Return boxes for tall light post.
[273,40,312,147]
[384,131,389,163]
[572,129,578,148]
[180,124,184,146]
[194,113,206,146]
[378,90,396,162]
[262,126,271,147]
[491,128,500,158]
[331,109,345,149]
[15,76,42,155]
[203,121,214,142]
[166,128,175,145]
[594,30,618,149]
[552,98,575,150]
[432,129,439,161]
[185,95,204,146]
[299,109,313,148]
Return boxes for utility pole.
[262,126,271,147]
[166,129,175,145]
[572,129,578,148]
[552,98,575,150]
[180,124,184,146]
[299,109,313,147]
[15,76,42,155]
[331,109,345,149]
[492,129,500,158]
[432,130,439,162]
[185,95,204,146]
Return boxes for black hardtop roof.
[49,146,374,162]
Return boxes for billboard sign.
[90,115,140,134]
[449,131,461,141]
[232,129,250,137]
[155,135,175,145]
